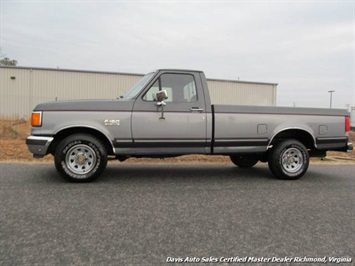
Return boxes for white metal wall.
[1,68,32,118]
[0,67,277,118]
[207,79,276,106]
[351,107,355,129]
[31,69,141,103]
[1,67,142,118]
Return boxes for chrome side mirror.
[156,90,168,120]
[156,90,168,102]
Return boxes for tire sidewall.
[270,140,309,180]
[55,134,107,182]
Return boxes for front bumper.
[26,136,54,158]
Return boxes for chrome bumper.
[348,142,354,153]
[26,136,54,158]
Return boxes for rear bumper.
[26,136,54,158]
[316,137,353,152]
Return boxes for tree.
[0,48,18,66]
[0,57,18,66]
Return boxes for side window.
[143,80,173,102]
[143,80,159,101]
[143,74,197,103]
[183,80,197,102]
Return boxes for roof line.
[0,65,145,77]
[0,65,278,86]
[207,77,278,86]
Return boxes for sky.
[1,0,354,109]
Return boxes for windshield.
[123,72,155,99]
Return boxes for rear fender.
[269,124,316,149]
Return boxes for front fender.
[33,111,132,147]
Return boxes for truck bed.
[212,105,349,154]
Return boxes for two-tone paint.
[27,69,352,160]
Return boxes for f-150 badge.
[104,119,120,126]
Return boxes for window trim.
[141,73,197,103]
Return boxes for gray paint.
[34,99,134,112]
[214,105,349,116]
[27,69,350,159]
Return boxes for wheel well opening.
[271,129,315,150]
[49,127,114,155]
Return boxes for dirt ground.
[0,118,354,165]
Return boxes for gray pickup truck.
[26,69,353,182]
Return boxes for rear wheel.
[230,155,259,168]
[268,139,309,180]
[54,134,107,182]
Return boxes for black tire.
[230,155,259,168]
[268,139,309,180]
[54,134,108,182]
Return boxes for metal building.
[0,66,277,118]
[351,106,355,130]
[207,78,277,106]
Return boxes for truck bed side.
[212,105,349,154]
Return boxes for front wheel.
[54,134,108,182]
[268,139,309,180]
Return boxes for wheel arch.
[269,128,316,150]
[49,126,115,156]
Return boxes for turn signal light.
[31,112,42,127]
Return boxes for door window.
[143,74,197,103]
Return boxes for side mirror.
[156,90,168,102]
[155,90,168,120]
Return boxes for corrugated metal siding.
[0,67,277,118]
[351,107,355,129]
[207,80,276,106]
[31,70,141,103]
[0,68,31,118]
[0,67,142,118]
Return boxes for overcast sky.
[1,0,354,108]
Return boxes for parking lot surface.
[0,163,354,265]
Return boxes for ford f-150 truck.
[26,69,353,182]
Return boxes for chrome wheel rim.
[281,147,303,173]
[65,144,96,175]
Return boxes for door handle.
[190,107,204,112]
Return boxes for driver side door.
[131,72,207,155]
